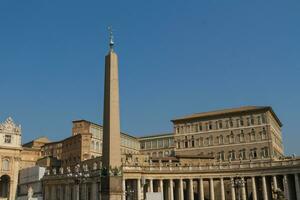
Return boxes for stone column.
[122,179,126,200]
[159,179,164,197]
[45,185,50,200]
[241,177,247,200]
[220,178,225,200]
[283,175,290,200]
[169,179,174,200]
[199,178,204,200]
[64,184,71,200]
[81,183,87,200]
[209,178,215,200]
[44,184,49,200]
[137,179,142,200]
[251,177,257,200]
[179,179,184,200]
[60,185,64,200]
[189,178,194,200]
[149,179,154,192]
[231,178,236,200]
[51,185,56,200]
[262,176,268,200]
[295,174,300,200]
[273,175,278,191]
[92,182,98,200]
[74,184,80,200]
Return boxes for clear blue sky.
[0,1,299,155]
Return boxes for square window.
[4,135,11,143]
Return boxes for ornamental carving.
[100,166,122,177]
[0,117,21,134]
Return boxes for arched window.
[2,159,9,171]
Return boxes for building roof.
[171,106,282,126]
[72,119,138,139]
[138,132,174,140]
[22,136,51,147]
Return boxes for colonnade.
[43,173,300,200]
[124,173,300,200]
[44,181,99,200]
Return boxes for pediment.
[0,117,21,134]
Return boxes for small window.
[207,122,212,130]
[218,121,223,129]
[240,118,244,126]
[257,116,261,125]
[251,117,255,125]
[229,120,233,128]
[184,141,188,148]
[191,140,195,147]
[198,124,202,131]
[4,135,11,144]
[2,159,9,171]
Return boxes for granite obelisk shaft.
[101,49,123,200]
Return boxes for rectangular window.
[240,118,244,126]
[198,124,202,131]
[4,135,11,143]
[257,116,261,125]
[151,140,157,149]
[239,149,246,160]
[158,140,163,148]
[229,120,233,128]
[247,117,250,126]
[236,119,240,127]
[218,121,223,129]
[169,138,174,146]
[251,117,255,125]
[146,141,151,149]
[163,139,169,148]
[250,148,257,159]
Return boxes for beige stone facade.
[172,106,284,161]
[41,106,300,200]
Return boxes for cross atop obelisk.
[108,26,114,52]
[101,27,123,200]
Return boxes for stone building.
[0,117,22,200]
[42,106,300,200]
[139,133,175,158]
[39,120,140,168]
[172,106,283,161]
[0,118,52,200]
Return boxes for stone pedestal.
[101,176,123,200]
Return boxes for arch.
[0,174,10,198]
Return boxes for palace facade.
[41,106,300,200]
[0,117,44,200]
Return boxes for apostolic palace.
[0,34,300,200]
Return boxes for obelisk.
[101,27,123,200]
